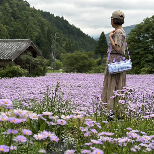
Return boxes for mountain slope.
[0,0,97,59]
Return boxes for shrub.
[51,60,63,70]
[89,65,105,73]
[0,65,28,78]
[61,51,96,73]
[17,53,49,77]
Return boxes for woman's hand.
[109,30,115,38]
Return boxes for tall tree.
[95,31,108,65]
[127,15,154,74]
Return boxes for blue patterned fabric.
[108,59,132,74]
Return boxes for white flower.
[61,115,71,120]
[38,149,46,153]
[29,113,39,120]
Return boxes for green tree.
[0,24,9,38]
[61,51,96,73]
[95,31,108,65]
[127,15,154,74]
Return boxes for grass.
[47,69,63,73]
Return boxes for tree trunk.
[101,55,104,66]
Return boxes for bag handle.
[113,56,125,63]
[107,29,131,63]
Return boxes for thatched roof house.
[0,39,44,68]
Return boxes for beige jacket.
[107,29,126,56]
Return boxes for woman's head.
[111,10,125,26]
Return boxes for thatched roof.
[0,39,44,61]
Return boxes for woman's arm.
[109,35,121,52]
[109,30,121,52]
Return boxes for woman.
[101,10,126,112]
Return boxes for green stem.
[77,118,81,154]
[9,123,13,154]
[27,135,30,154]
[59,126,62,153]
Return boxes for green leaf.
[40,122,46,131]
[28,122,37,134]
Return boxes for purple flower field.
[0,73,154,111]
[0,73,154,153]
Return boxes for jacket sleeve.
[114,31,123,48]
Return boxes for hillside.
[0,0,97,59]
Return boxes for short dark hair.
[113,18,124,25]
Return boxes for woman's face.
[111,19,115,28]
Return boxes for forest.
[0,0,98,60]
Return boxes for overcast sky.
[27,0,154,38]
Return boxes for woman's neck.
[114,25,123,30]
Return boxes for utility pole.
[51,33,59,72]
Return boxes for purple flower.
[57,119,67,125]
[81,150,91,153]
[126,132,139,139]
[142,135,152,141]
[22,129,32,136]
[34,134,45,140]
[64,150,75,154]
[84,132,91,137]
[29,113,39,120]
[61,115,71,120]
[118,138,128,146]
[47,122,57,125]
[146,147,152,151]
[0,116,8,122]
[130,148,136,152]
[10,146,17,150]
[149,143,154,149]
[126,127,132,131]
[134,145,141,151]
[41,130,55,138]
[19,119,27,123]
[91,139,102,144]
[7,129,18,134]
[139,143,149,147]
[136,137,145,143]
[85,142,93,146]
[149,114,154,118]
[85,121,94,127]
[0,145,9,152]
[0,99,13,107]
[100,137,111,142]
[49,115,59,120]
[9,117,21,124]
[14,109,28,117]
[102,121,108,123]
[140,131,147,135]
[91,129,98,134]
[80,127,88,132]
[42,112,53,116]
[98,132,106,136]
[13,135,27,142]
[105,132,114,136]
[118,100,125,104]
[50,136,59,142]
[92,148,104,154]
[143,115,150,119]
